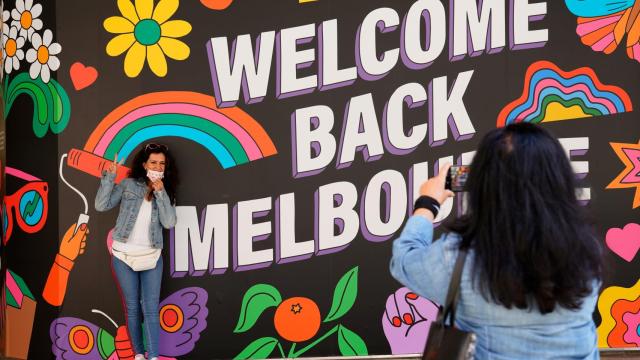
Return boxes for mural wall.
[2,0,640,358]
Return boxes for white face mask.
[146,169,164,182]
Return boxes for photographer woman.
[95,143,178,360]
[390,123,603,359]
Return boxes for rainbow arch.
[497,60,632,127]
[83,92,277,168]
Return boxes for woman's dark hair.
[128,143,179,204]
[447,123,602,314]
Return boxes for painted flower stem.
[277,342,286,358]
[290,325,340,358]
[287,343,296,358]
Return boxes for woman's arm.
[94,171,124,211]
[389,216,455,305]
[154,188,177,228]
[390,164,456,305]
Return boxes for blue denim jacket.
[390,216,600,360]
[94,171,177,249]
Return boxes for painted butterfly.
[565,0,640,62]
[50,287,208,360]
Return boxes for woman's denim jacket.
[390,216,600,360]
[94,171,177,249]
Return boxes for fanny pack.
[113,248,161,271]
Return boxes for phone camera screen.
[446,166,469,192]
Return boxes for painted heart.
[69,62,98,90]
[606,223,640,262]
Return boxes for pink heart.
[69,62,98,90]
[606,223,640,262]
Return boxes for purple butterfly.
[50,287,208,360]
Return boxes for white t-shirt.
[112,199,153,253]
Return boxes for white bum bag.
[113,248,161,271]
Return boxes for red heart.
[69,62,98,90]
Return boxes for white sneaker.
[149,358,158,360]
[134,355,145,360]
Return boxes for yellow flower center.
[5,38,16,57]
[37,45,49,64]
[20,11,32,29]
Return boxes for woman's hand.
[414,164,455,220]
[108,153,123,174]
[151,179,164,192]
[419,164,455,205]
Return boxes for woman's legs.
[140,256,163,358]
[111,256,145,355]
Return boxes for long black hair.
[128,143,179,204]
[447,123,602,313]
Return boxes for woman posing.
[95,143,178,360]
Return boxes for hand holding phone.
[445,165,469,192]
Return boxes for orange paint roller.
[66,148,130,184]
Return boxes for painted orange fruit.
[273,297,321,342]
[200,0,234,10]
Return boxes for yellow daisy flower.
[104,0,192,77]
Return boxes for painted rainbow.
[497,60,632,127]
[67,91,277,182]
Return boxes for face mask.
[146,169,164,182]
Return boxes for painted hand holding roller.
[42,222,89,306]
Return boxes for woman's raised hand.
[108,153,123,174]
[419,164,455,205]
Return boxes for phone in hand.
[445,165,470,192]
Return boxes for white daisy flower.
[2,26,25,74]
[11,0,42,41]
[25,29,60,83]
[2,10,9,36]
[1,1,9,36]
[1,2,7,73]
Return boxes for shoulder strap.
[436,247,468,326]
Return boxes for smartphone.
[446,165,470,192]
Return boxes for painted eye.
[68,325,94,354]
[160,304,184,333]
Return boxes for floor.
[601,350,640,359]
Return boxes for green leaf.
[5,73,71,138]
[234,337,279,360]
[337,325,368,356]
[97,328,115,359]
[323,267,358,322]
[234,284,282,333]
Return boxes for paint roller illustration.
[67,149,130,184]
[60,154,90,233]
[65,91,277,183]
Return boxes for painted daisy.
[104,0,192,77]
[2,26,25,74]
[11,0,43,41]
[1,5,9,75]
[25,29,61,83]
[2,7,9,35]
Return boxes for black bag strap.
[435,247,468,326]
